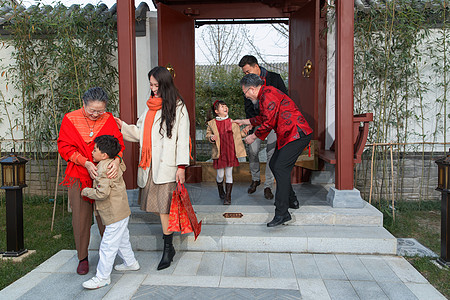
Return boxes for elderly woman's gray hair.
[240,73,264,88]
[82,87,109,105]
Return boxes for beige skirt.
[138,166,176,214]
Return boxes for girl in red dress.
[206,100,247,205]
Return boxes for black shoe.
[289,199,299,209]
[157,234,176,270]
[267,213,292,227]
[247,180,260,194]
[264,187,274,200]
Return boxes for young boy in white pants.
[81,135,140,289]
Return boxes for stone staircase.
[89,183,397,255]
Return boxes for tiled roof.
[0,2,150,26]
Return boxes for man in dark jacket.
[238,55,288,200]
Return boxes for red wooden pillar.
[335,0,354,190]
[117,0,138,189]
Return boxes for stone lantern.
[0,152,29,257]
[435,153,450,266]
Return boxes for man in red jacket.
[234,74,313,227]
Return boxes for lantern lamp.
[0,152,29,257]
[435,152,450,267]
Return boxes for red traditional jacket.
[57,112,125,203]
[250,85,313,150]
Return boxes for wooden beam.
[335,0,355,190]
[117,0,138,189]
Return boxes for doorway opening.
[194,21,289,164]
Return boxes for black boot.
[224,183,232,205]
[157,233,176,270]
[217,181,225,200]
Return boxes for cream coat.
[121,102,190,188]
[81,159,131,226]
[206,119,247,160]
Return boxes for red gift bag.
[168,182,202,240]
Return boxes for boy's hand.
[81,188,88,197]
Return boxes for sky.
[20,0,289,65]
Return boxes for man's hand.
[233,119,250,126]
[85,161,98,179]
[245,133,258,145]
[106,157,120,179]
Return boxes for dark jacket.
[244,67,288,120]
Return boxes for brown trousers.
[68,180,105,260]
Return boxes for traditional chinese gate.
[118,0,357,203]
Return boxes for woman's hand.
[114,117,122,130]
[107,157,120,179]
[233,119,250,126]
[245,133,258,145]
[209,135,217,142]
[176,168,185,184]
[85,161,98,179]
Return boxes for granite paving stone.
[336,254,374,281]
[222,252,247,277]
[268,253,296,278]
[196,251,225,276]
[351,280,389,300]
[323,279,359,300]
[102,274,147,300]
[382,256,428,283]
[172,251,203,276]
[405,283,448,300]
[314,254,348,280]
[246,252,270,278]
[297,278,331,300]
[377,280,419,300]
[359,255,402,282]
[291,253,322,279]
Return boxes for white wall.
[135,11,158,117]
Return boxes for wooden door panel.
[289,0,319,138]
[157,3,196,149]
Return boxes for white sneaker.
[82,276,111,289]
[114,260,140,271]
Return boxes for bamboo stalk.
[51,154,61,232]
[390,144,395,221]
[369,144,375,204]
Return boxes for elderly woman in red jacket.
[234,74,312,227]
[58,87,124,275]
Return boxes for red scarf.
[139,96,163,170]
[58,112,124,203]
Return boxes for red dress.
[213,118,239,169]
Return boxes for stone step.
[129,202,383,227]
[89,223,397,255]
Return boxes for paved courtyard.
[0,249,446,299]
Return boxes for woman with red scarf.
[117,66,190,270]
[58,87,125,275]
